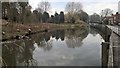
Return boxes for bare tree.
[100,8,113,17]
[36,8,43,13]
[65,2,82,23]
[37,1,51,13]
[100,8,113,23]
[65,2,82,14]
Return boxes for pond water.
[2,27,105,66]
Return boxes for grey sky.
[29,0,119,15]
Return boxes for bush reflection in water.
[2,27,89,66]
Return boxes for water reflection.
[2,26,105,66]
[89,27,98,36]
[2,39,37,66]
[65,28,88,48]
[51,30,65,41]
[38,39,53,51]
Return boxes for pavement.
[107,25,120,67]
[107,25,120,36]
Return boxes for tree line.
[1,2,32,24]
[90,8,113,24]
[1,1,89,24]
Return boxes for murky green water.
[2,27,105,66]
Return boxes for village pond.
[1,26,106,66]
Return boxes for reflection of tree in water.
[38,38,52,51]
[51,30,65,41]
[2,40,37,66]
[33,28,88,49]
[66,37,83,48]
[2,43,17,66]
[89,27,98,36]
[34,33,52,51]
[29,32,52,51]
[65,28,88,48]
[2,27,88,66]
[34,30,65,51]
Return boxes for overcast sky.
[29,0,119,15]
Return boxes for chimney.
[116,12,119,15]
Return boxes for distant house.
[107,12,120,25]
[107,1,120,25]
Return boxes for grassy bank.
[1,19,88,41]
